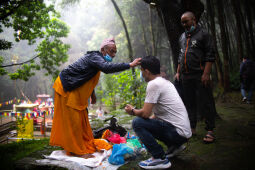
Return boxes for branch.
[0,0,30,21]
[0,54,40,68]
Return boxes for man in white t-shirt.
[125,56,192,169]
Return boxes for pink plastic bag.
[107,132,126,144]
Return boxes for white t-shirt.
[145,77,192,138]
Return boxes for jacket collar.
[87,51,102,55]
[185,25,201,38]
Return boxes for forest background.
[0,0,254,110]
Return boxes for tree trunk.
[206,0,224,87]
[143,0,204,71]
[156,0,184,72]
[238,1,252,59]
[232,0,244,62]
[224,11,233,68]
[244,0,255,59]
[111,0,137,98]
[111,0,133,62]
[216,0,230,91]
[137,8,150,55]
[149,6,156,56]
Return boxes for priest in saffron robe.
[50,38,141,158]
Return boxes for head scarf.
[100,37,115,50]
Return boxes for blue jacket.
[59,51,130,91]
[240,59,255,81]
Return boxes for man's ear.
[101,47,106,55]
[193,18,197,25]
[144,69,150,75]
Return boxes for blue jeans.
[241,82,253,102]
[132,117,187,159]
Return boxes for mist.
[57,0,129,66]
[0,0,170,104]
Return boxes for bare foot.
[97,149,104,153]
[67,151,95,159]
[203,131,215,143]
[81,154,95,159]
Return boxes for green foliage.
[0,56,8,75]
[8,63,40,81]
[100,68,146,109]
[0,39,12,50]
[0,0,70,81]
[36,18,70,79]
[90,118,105,130]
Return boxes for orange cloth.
[50,72,107,155]
[101,129,111,139]
[94,139,112,151]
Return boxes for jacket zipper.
[184,37,190,73]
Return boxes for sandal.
[203,131,215,144]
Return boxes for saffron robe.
[50,72,111,155]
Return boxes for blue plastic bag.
[108,144,134,165]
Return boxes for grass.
[1,94,255,170]
[0,138,60,169]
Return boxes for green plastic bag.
[126,139,142,150]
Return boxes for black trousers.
[182,78,215,131]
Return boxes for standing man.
[125,56,191,169]
[240,56,255,104]
[50,38,141,158]
[175,11,216,143]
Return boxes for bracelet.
[131,107,135,115]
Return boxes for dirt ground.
[119,102,255,170]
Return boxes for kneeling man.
[125,56,192,169]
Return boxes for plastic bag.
[108,144,134,165]
[107,132,126,144]
[126,139,142,150]
[126,132,137,139]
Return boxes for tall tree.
[216,0,230,90]
[244,0,255,59]
[111,0,133,62]
[149,6,156,56]
[206,0,223,87]
[110,0,138,98]
[231,0,244,62]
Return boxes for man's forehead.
[107,44,116,49]
[181,15,191,20]
[181,13,194,20]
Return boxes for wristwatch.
[131,107,135,115]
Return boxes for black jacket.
[59,51,130,91]
[178,26,215,77]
